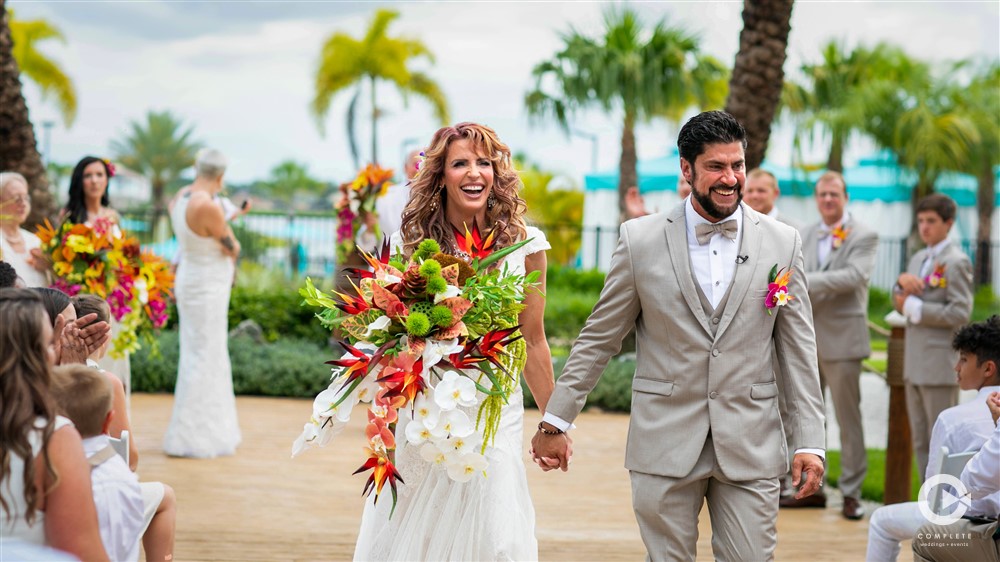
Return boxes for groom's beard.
[691,171,743,220]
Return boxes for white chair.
[108,430,129,466]
[929,445,977,514]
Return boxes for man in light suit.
[531,111,826,561]
[744,168,799,231]
[894,194,974,480]
[785,171,878,520]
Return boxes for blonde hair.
[398,122,527,257]
[50,365,113,438]
[747,168,778,190]
[816,170,847,194]
[0,171,28,195]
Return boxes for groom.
[532,111,826,561]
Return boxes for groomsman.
[894,193,974,480]
[744,168,799,231]
[782,171,878,520]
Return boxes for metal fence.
[123,210,999,292]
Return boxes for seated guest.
[73,294,139,469]
[71,294,177,561]
[31,287,111,365]
[50,365,144,562]
[867,316,1000,561]
[0,172,50,287]
[0,260,25,288]
[912,388,1000,562]
[0,288,108,561]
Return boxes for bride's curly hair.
[398,122,527,257]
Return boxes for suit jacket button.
[711,349,720,357]
[710,391,718,399]
[712,317,720,324]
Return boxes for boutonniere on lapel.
[924,263,947,289]
[765,264,795,315]
[831,225,850,250]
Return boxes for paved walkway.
[131,394,909,561]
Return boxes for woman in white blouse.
[0,172,49,287]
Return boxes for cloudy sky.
[10,1,999,185]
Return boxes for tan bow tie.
[695,220,738,245]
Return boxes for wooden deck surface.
[130,394,907,561]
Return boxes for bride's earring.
[487,194,496,209]
[430,187,442,211]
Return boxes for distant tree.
[8,9,75,127]
[783,41,928,172]
[958,63,1000,285]
[526,8,727,223]
[516,156,583,266]
[111,110,202,218]
[724,0,794,171]
[263,160,327,202]
[0,1,54,225]
[311,9,449,167]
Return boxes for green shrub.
[521,356,636,413]
[546,265,606,293]
[826,449,921,503]
[132,330,333,398]
[972,285,999,322]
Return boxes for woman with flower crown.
[63,157,121,227]
[352,122,556,560]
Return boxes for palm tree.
[724,0,794,171]
[264,159,326,203]
[311,9,449,167]
[517,156,583,266]
[111,110,202,218]
[525,8,727,223]
[783,41,928,172]
[953,63,998,285]
[0,1,54,226]
[8,9,76,127]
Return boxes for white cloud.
[10,1,998,188]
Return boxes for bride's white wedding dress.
[353,227,550,562]
[163,194,241,458]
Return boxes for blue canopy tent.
[584,148,817,195]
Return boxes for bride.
[353,122,557,561]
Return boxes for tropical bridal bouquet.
[293,222,538,515]
[36,217,174,357]
[335,164,394,265]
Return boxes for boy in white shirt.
[72,294,177,562]
[51,365,144,562]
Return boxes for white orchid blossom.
[411,390,441,429]
[437,409,474,438]
[364,315,391,337]
[433,284,462,304]
[420,442,451,466]
[446,452,488,483]
[422,338,464,376]
[355,375,380,403]
[434,370,479,410]
[405,419,435,445]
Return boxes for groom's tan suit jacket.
[546,203,826,481]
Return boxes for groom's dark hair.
[677,111,747,164]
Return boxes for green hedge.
[521,356,636,413]
[132,330,333,398]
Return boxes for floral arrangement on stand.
[335,164,394,265]
[36,217,174,357]
[294,222,538,516]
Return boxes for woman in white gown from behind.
[353,122,557,561]
[163,149,241,458]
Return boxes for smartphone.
[241,199,249,210]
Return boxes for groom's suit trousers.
[630,435,779,562]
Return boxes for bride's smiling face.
[442,138,493,225]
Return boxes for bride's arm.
[519,250,555,413]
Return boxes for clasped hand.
[791,452,826,499]
[529,431,573,472]
[54,313,112,365]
